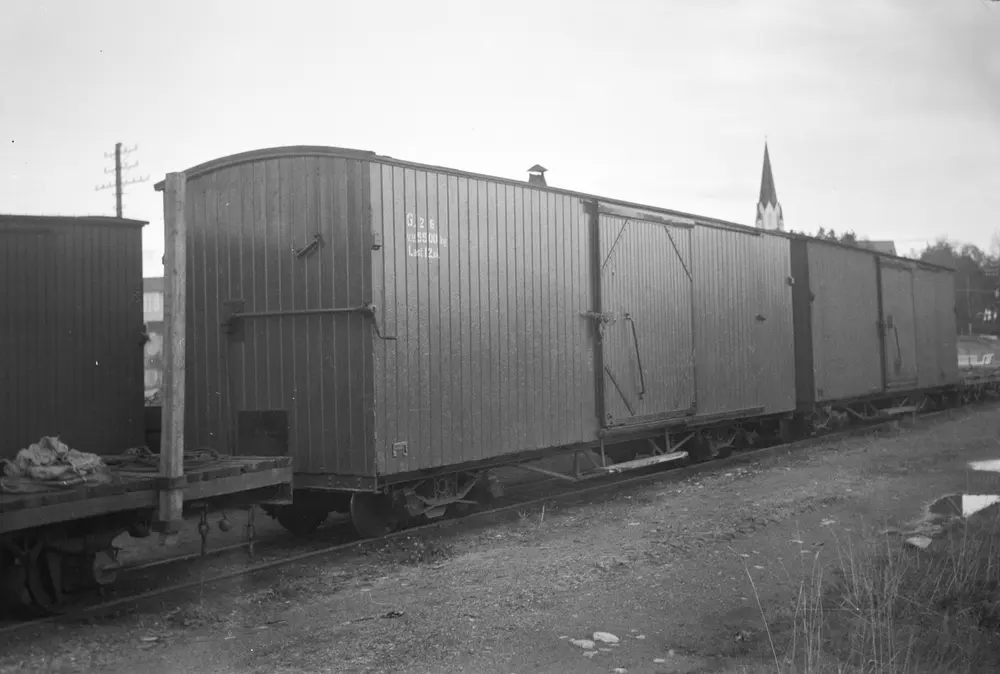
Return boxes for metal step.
[595,451,688,474]
[879,405,920,417]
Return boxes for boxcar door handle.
[360,303,397,341]
[892,326,903,373]
[624,313,646,400]
[294,233,323,259]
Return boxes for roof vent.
[527,164,547,187]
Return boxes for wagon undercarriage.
[266,411,804,539]
[0,457,292,616]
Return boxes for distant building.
[857,240,897,256]
[754,142,785,232]
[143,277,165,399]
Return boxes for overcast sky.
[2,0,998,276]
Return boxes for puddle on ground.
[969,458,1000,472]
[894,458,1000,541]
[928,494,1000,518]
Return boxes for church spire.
[755,142,785,231]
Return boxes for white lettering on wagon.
[405,212,448,260]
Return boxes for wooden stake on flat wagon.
[157,172,187,538]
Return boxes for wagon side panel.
[371,163,597,475]
[878,259,920,390]
[754,234,797,414]
[806,242,882,403]
[914,268,943,389]
[935,271,960,384]
[789,238,817,408]
[596,213,696,426]
[690,227,762,415]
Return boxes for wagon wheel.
[275,506,329,537]
[0,559,32,614]
[24,542,56,614]
[685,435,715,463]
[712,440,734,460]
[349,493,401,539]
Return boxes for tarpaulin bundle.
[1,436,111,494]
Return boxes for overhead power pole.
[95,142,149,218]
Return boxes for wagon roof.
[152,146,952,272]
[0,214,148,229]
[778,231,955,273]
[152,145,766,235]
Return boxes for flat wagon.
[788,236,960,425]
[161,146,800,538]
[0,214,292,613]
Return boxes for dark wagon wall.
[176,150,376,476]
[0,215,146,460]
[794,240,883,405]
[789,237,958,408]
[369,161,598,475]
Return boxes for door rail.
[221,302,396,340]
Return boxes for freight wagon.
[787,236,960,427]
[156,146,969,540]
[155,146,806,538]
[0,214,292,613]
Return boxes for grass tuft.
[737,505,1000,673]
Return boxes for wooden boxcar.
[0,214,147,459]
[788,236,959,419]
[166,146,799,537]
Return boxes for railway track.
[0,404,977,638]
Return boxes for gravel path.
[2,405,998,674]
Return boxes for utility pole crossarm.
[94,141,149,218]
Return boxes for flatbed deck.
[1,456,292,534]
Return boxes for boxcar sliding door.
[595,210,696,427]
[878,258,919,390]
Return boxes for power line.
[95,142,149,218]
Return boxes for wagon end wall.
[0,216,146,460]
[180,156,376,477]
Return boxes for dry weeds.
[736,504,1000,674]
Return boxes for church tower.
[755,142,785,231]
